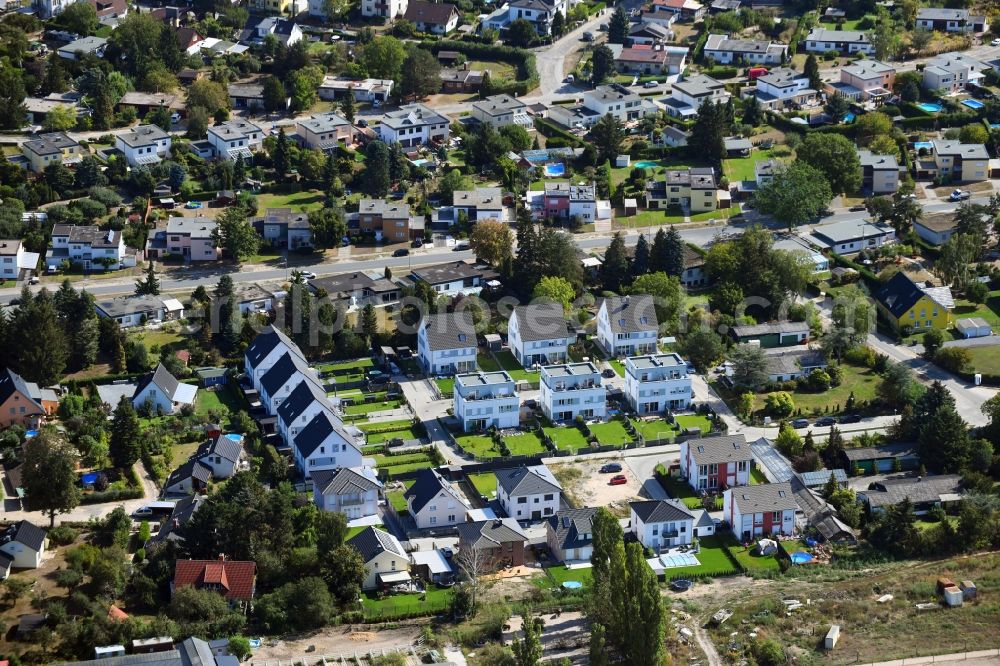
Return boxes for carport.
[750,438,794,483]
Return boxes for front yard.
[721,361,879,418]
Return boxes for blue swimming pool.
[25,429,38,439]
[962,99,985,109]
[635,160,659,169]
[918,102,943,113]
[225,433,243,442]
[913,141,933,152]
[544,163,566,177]
[562,581,583,589]
[790,552,814,565]
[843,112,855,123]
[81,472,100,485]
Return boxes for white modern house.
[46,225,135,272]
[508,303,575,368]
[275,378,335,445]
[312,467,383,519]
[623,353,692,415]
[453,188,505,221]
[404,468,470,529]
[453,371,519,432]
[723,483,798,541]
[258,351,324,415]
[417,312,478,375]
[680,435,753,491]
[496,465,562,521]
[292,410,364,479]
[245,326,307,392]
[471,94,531,129]
[0,241,37,282]
[629,500,695,551]
[207,119,264,161]
[347,527,409,591]
[803,28,875,55]
[377,104,450,148]
[132,364,198,415]
[703,34,788,65]
[582,85,646,123]
[596,295,659,357]
[360,0,407,18]
[115,124,171,167]
[540,362,606,422]
[664,74,729,118]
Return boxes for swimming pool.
[913,141,933,152]
[790,552,814,565]
[843,112,855,123]
[544,162,565,177]
[917,102,943,113]
[81,472,100,485]
[562,581,583,590]
[634,160,659,169]
[25,429,38,439]
[962,99,985,109]
[225,433,243,442]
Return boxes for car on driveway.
[600,463,622,473]
[609,474,627,485]
[950,189,971,201]
[815,416,836,427]
[299,271,316,280]
[992,37,1000,46]
[792,418,810,428]
[849,204,867,211]
[643,80,659,88]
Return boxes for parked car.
[600,463,622,473]
[299,271,316,280]
[411,238,423,248]
[170,112,181,124]
[392,248,409,257]
[441,547,454,558]
[643,80,659,88]
[453,242,469,251]
[792,418,810,428]
[950,189,971,201]
[815,416,837,427]
[565,74,576,83]
[609,474,627,486]
[839,413,862,424]
[992,37,1000,46]
[581,32,594,42]
[601,367,616,378]
[357,118,369,128]
[132,507,154,518]
[849,204,867,211]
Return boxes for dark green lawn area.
[537,565,593,589]
[964,344,1000,375]
[364,427,422,444]
[343,398,406,416]
[543,426,589,453]
[468,472,497,498]
[362,586,453,619]
[588,421,632,446]
[455,433,503,459]
[494,349,539,383]
[477,353,501,372]
[951,290,1000,328]
[747,362,878,417]
[727,538,781,571]
[632,419,679,443]
[750,467,768,484]
[435,377,455,397]
[659,474,703,510]
[656,535,737,580]
[503,432,547,456]
[675,414,712,434]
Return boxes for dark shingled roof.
[133,363,180,401]
[875,272,933,319]
[511,303,573,342]
[165,458,212,489]
[496,465,561,497]
[420,312,477,352]
[276,378,331,427]
[404,0,458,25]
[4,521,46,552]
[0,369,43,412]
[630,499,694,523]
[294,410,357,458]
[245,325,305,370]
[601,295,658,333]
[312,467,382,495]
[685,435,751,465]
[457,518,526,550]
[404,468,462,514]
[547,508,598,552]
[347,526,406,563]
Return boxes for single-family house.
[472,94,530,129]
[629,499,695,550]
[407,260,497,296]
[0,240,37,282]
[95,295,184,328]
[173,557,256,605]
[297,112,356,152]
[624,352,693,414]
[858,475,964,514]
[615,46,687,76]
[482,0,567,36]
[311,466,383,519]
[508,303,574,367]
[804,28,875,55]
[247,17,303,46]
[546,507,598,562]
[207,119,264,162]
[417,311,478,375]
[917,140,990,182]
[440,67,486,93]
[132,364,198,415]
[763,348,828,382]
[648,0,704,21]
[21,132,83,173]
[913,212,958,246]
[453,187,505,221]
[357,199,416,243]
[827,60,894,103]
[723,482,798,540]
[291,410,364,479]
[360,0,407,18]
[377,104,449,147]
[661,125,690,148]
[875,271,954,332]
[144,217,220,262]
[540,362,606,422]
[227,84,267,110]
[404,0,460,33]
[117,92,185,119]
[629,21,674,45]
[255,208,313,250]
[703,34,788,65]
[57,36,107,60]
[0,369,57,429]
[457,518,528,567]
[318,77,394,104]
[194,434,248,479]
[916,8,987,33]
[730,320,809,348]
[922,52,990,93]
[115,124,171,167]
[646,167,723,212]
[163,458,212,496]
[680,434,753,491]
[496,465,562,521]
[841,442,920,474]
[0,521,47,569]
[308,271,402,309]
[404,468,469,529]
[810,219,896,253]
[596,294,659,356]
[681,245,707,287]
[583,85,648,123]
[454,371,519,431]
[751,67,817,110]
[46,225,134,273]
[533,182,602,223]
[664,74,729,117]
[858,150,900,194]
[347,527,409,590]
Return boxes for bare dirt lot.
[249,625,424,664]
[551,459,644,516]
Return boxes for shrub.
[48,525,78,546]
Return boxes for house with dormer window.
[680,434,753,491]
[596,295,658,356]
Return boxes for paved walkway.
[860,649,1000,666]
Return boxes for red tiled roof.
[654,0,686,7]
[617,47,669,63]
[174,559,256,601]
[108,605,129,622]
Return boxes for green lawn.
[588,421,632,447]
[455,433,503,459]
[139,328,185,349]
[364,427,422,444]
[387,490,409,513]
[750,467,768,485]
[723,148,785,182]
[632,419,678,443]
[362,587,454,619]
[477,353,501,372]
[494,349,539,383]
[345,524,382,540]
[359,419,413,432]
[965,344,1000,374]
[675,414,712,434]
[467,60,515,79]
[659,474,703,510]
[343,398,406,416]
[374,451,434,468]
[435,377,455,397]
[468,472,497,498]
[194,384,244,418]
[537,565,593,589]
[543,426,589,453]
[503,432,547,456]
[256,190,326,212]
[726,538,781,571]
[657,535,739,579]
[609,359,626,377]
[951,289,1000,328]
[751,362,878,416]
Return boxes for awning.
[162,298,184,312]
[378,571,411,584]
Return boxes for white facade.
[508,304,574,367]
[703,34,788,65]
[804,28,875,55]
[624,353,692,415]
[312,467,382,519]
[540,362,606,422]
[629,501,695,550]
[453,371,519,432]
[377,104,450,148]
[417,314,478,376]
[497,466,562,521]
[0,533,45,569]
[407,472,470,529]
[361,0,407,18]
[292,412,364,480]
[596,296,659,357]
[207,120,264,161]
[723,484,797,540]
[115,125,171,167]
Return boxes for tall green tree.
[339,93,355,123]
[512,614,544,666]
[362,36,407,80]
[400,48,441,99]
[591,45,615,84]
[795,134,862,195]
[212,206,261,264]
[631,233,650,279]
[364,140,392,197]
[11,288,69,386]
[110,397,142,470]
[591,114,625,163]
[22,432,81,527]
[754,161,833,230]
[272,127,291,176]
[135,262,161,296]
[602,232,629,292]
[608,5,630,44]
[689,99,727,167]
[803,54,822,91]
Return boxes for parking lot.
[551,458,644,516]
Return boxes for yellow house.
[646,167,724,213]
[875,272,953,333]
[249,0,293,13]
[21,132,83,173]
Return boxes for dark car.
[357,118,369,127]
[849,204,867,212]
[411,238,423,248]
[670,579,692,592]
[600,463,622,473]
[839,413,862,424]
[792,418,810,428]
[815,416,837,427]
[601,368,616,378]
[392,248,409,257]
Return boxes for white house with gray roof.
[624,353,692,414]
[194,434,249,479]
[471,94,530,129]
[292,410,363,479]
[546,507,597,562]
[454,371,519,431]
[132,363,198,415]
[804,28,874,55]
[347,526,409,590]
[296,112,356,151]
[921,52,990,93]
[496,465,562,521]
[596,294,659,356]
[858,149,900,194]
[582,85,646,123]
[404,468,470,528]
[95,295,184,328]
[665,74,729,117]
[259,350,324,415]
[751,67,816,110]
[540,362,605,421]
[418,311,478,375]
[809,219,896,253]
[703,34,788,65]
[377,103,449,148]
[508,302,575,367]
[629,499,695,550]
[312,466,382,519]
[916,7,987,32]
[207,119,264,161]
[115,124,171,167]
[453,187,504,221]
[276,377,335,444]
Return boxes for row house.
[453,370,520,431]
[680,434,753,491]
[723,483,798,540]
[803,28,874,55]
[115,124,171,167]
[540,362,605,422]
[508,302,574,367]
[21,132,83,173]
[623,353,692,415]
[596,295,658,357]
[417,311,477,375]
[292,410,363,480]
[703,34,788,65]
[377,104,449,148]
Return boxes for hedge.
[81,485,144,505]
[828,250,880,289]
[420,40,539,96]
[534,116,584,147]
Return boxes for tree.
[134,262,160,296]
[507,19,537,48]
[880,361,922,409]
[937,233,981,290]
[729,344,768,390]
[272,127,291,176]
[592,45,615,84]
[110,397,142,470]
[602,232,629,292]
[43,104,77,131]
[824,93,850,123]
[629,272,682,330]
[631,233,650,279]
[764,391,795,418]
[12,289,69,386]
[754,161,833,230]
[228,637,252,662]
[775,422,804,457]
[187,79,229,114]
[591,114,625,163]
[656,226,685,277]
[737,392,755,420]
[400,48,441,99]
[470,219,515,266]
[364,140,392,197]
[320,544,366,605]
[339,93,356,124]
[854,112,893,147]
[532,276,576,312]
[909,28,932,54]
[363,36,407,80]
[169,586,247,638]
[682,329,724,372]
[803,54,821,91]
[589,624,609,666]
[796,134,862,195]
[315,511,349,556]
[934,347,971,374]
[689,99,727,167]
[213,206,261,264]
[742,94,762,127]
[512,615,543,666]
[923,328,944,358]
[437,168,472,201]
[0,68,27,129]
[608,5,630,44]
[309,206,348,249]
[22,432,80,527]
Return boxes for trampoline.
[544,163,566,177]
[658,552,700,568]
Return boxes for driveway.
[396,375,463,465]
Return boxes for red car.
[609,474,628,486]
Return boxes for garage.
[955,317,992,339]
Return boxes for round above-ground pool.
[224,433,243,442]
[962,99,985,109]
[790,552,814,565]
[25,429,38,439]
[634,160,659,169]
[917,102,943,113]
[80,472,100,485]
[562,581,583,590]
[544,163,566,177]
